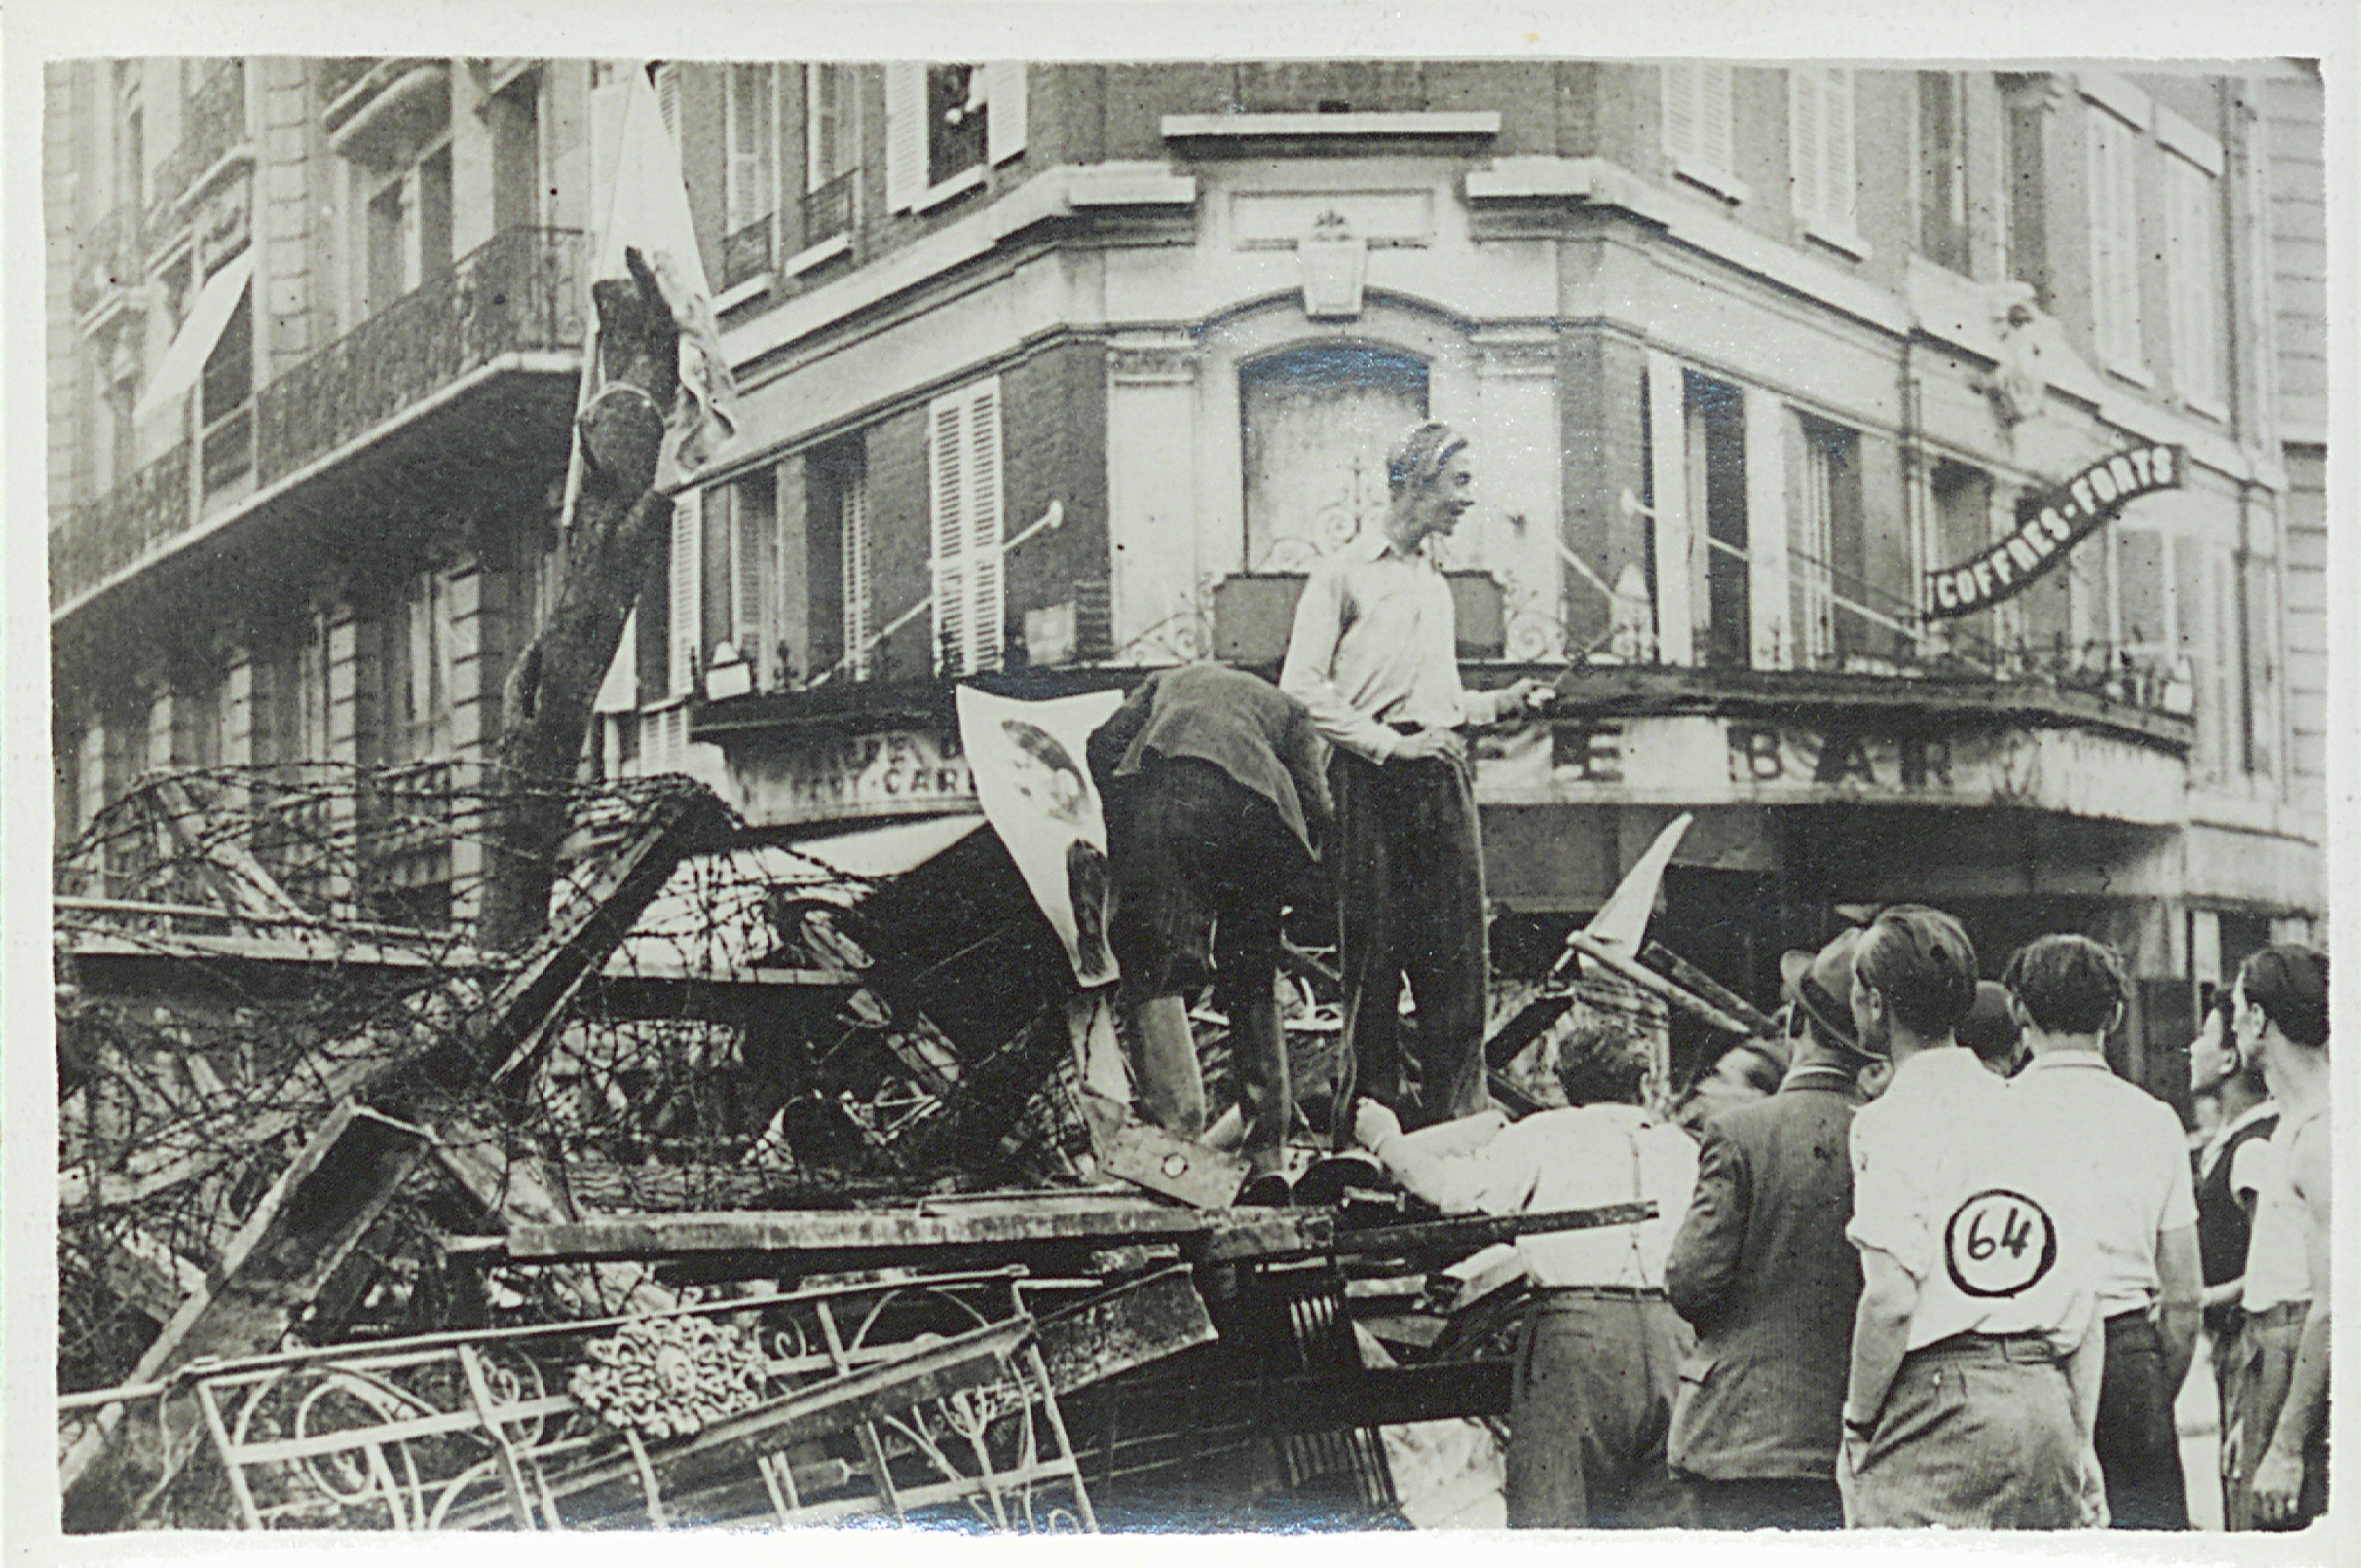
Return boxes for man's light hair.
[1388,421,1467,495]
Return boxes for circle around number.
[1942,1187,2058,1299]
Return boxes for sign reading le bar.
[1924,443,2185,620]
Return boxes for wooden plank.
[61,1102,432,1504]
[1034,1265,1218,1393]
[507,1198,1215,1261]
[152,775,316,925]
[432,1114,683,1318]
[1641,940,1780,1036]
[1563,930,1754,1036]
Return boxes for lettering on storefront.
[1724,725,1954,790]
[743,729,974,824]
[1549,723,1626,784]
[1924,443,2184,619]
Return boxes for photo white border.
[5,6,2351,1568]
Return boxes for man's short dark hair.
[2239,944,2328,1050]
[2003,935,2128,1037]
[1555,1022,1651,1107]
[1855,905,1979,1039]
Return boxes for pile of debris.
[54,767,1753,1534]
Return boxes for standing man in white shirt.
[2234,945,2330,1530]
[1838,906,2105,1530]
[1356,1024,1698,1528]
[1281,422,1553,1134]
[2003,935,2201,1529]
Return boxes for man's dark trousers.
[1108,756,1293,1174]
[1330,745,1486,1134]
[2093,1310,2190,1529]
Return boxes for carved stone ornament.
[1299,209,1367,319]
[1983,282,2052,429]
[568,1314,771,1441]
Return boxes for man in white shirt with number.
[2003,934,2200,1530]
[1838,906,2104,1529]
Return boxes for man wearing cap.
[1838,906,2105,1529]
[1281,421,1553,1134]
[1664,928,1874,1530]
[2003,935,2200,1530]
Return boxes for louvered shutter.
[1700,65,1735,179]
[656,62,681,142]
[843,463,872,680]
[929,393,969,673]
[885,63,926,211]
[1823,69,1855,232]
[1790,70,1823,223]
[669,490,701,697]
[734,474,770,682]
[1663,64,1700,165]
[965,379,1004,673]
[2086,116,2112,354]
[985,62,1027,165]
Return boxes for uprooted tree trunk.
[479,248,682,955]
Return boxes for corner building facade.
[47,60,2327,1104]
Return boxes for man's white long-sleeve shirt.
[1280,531,1507,764]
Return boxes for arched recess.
[1238,341,1430,571]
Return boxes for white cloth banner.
[956,686,1126,989]
[131,248,253,423]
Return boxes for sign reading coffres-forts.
[1923,444,2184,620]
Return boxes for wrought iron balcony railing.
[721,215,776,290]
[801,171,857,252]
[53,226,586,613]
[146,62,247,232]
[254,225,586,484]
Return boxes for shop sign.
[1475,714,2184,825]
[732,728,975,825]
[1923,444,2184,619]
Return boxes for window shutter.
[965,379,1004,673]
[734,473,771,682]
[985,62,1027,165]
[669,490,701,697]
[885,63,925,211]
[1662,64,1699,165]
[2114,131,2141,358]
[843,463,872,679]
[656,62,681,142]
[929,392,969,673]
[1824,69,1855,232]
[2086,116,2113,355]
[1700,65,1734,178]
[1790,70,1823,223]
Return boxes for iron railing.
[53,227,586,612]
[722,214,775,289]
[801,171,857,252]
[146,62,247,232]
[254,225,586,483]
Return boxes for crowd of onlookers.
[1355,919,2330,1533]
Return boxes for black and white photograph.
[8,1,2351,1554]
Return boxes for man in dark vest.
[1665,928,1872,1529]
[2188,988,2277,1519]
[1088,661,1331,1200]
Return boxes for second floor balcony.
[53,225,587,628]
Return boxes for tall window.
[928,376,1004,676]
[696,469,778,691]
[1684,374,1749,668]
[1917,72,1971,273]
[197,248,254,495]
[1793,417,1865,668]
[2004,79,2052,306]
[1663,63,1739,195]
[360,143,454,317]
[724,63,778,281]
[488,75,542,234]
[1788,67,1859,245]
[383,568,454,765]
[806,64,855,191]
[2086,105,2144,371]
[2165,152,2225,411]
[887,64,1024,212]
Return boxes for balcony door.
[1240,344,1429,572]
